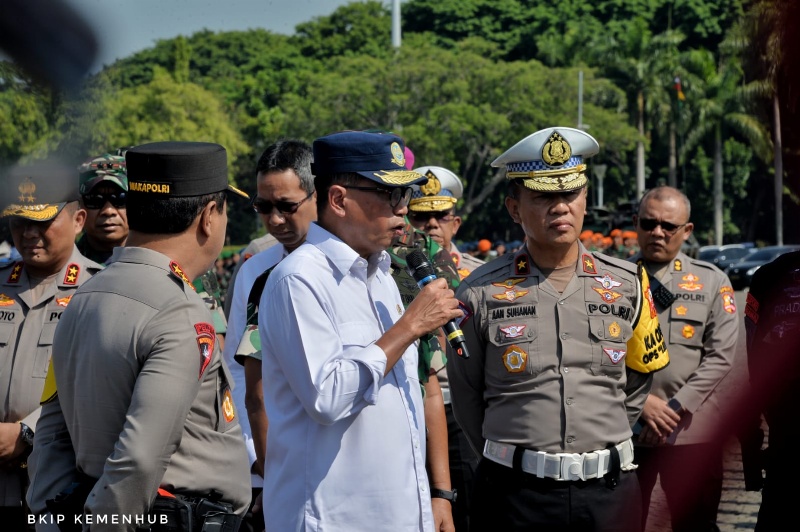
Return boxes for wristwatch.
[430,488,457,503]
[19,422,34,447]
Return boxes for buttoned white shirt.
[259,223,433,532]
[222,244,287,488]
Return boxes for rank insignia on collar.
[457,268,471,280]
[56,296,72,307]
[720,287,737,314]
[194,322,215,379]
[592,287,623,303]
[499,324,526,339]
[678,273,703,292]
[582,254,597,275]
[492,278,529,302]
[7,262,23,284]
[0,294,14,306]
[674,259,682,272]
[682,324,695,339]
[502,344,528,373]
[609,321,621,338]
[222,388,236,422]
[515,253,531,275]
[63,263,80,285]
[594,274,622,290]
[170,260,194,289]
[675,305,688,316]
[603,347,626,364]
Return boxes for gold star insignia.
[517,259,527,270]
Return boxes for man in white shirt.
[259,130,463,532]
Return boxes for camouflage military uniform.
[193,269,227,335]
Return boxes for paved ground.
[645,289,762,531]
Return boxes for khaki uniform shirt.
[450,243,485,282]
[449,244,658,456]
[0,247,101,507]
[632,251,738,445]
[26,247,250,522]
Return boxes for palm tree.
[680,47,771,246]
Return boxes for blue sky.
[66,0,366,69]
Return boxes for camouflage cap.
[1,159,79,221]
[78,154,128,195]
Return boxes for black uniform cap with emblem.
[492,127,600,193]
[125,141,249,199]
[0,159,80,221]
[311,131,428,187]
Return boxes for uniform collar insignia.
[674,259,683,271]
[515,253,531,275]
[7,262,23,284]
[62,263,80,285]
[169,260,195,290]
[582,254,597,275]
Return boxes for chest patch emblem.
[603,347,626,364]
[502,344,528,373]
[492,278,529,302]
[675,305,688,316]
[592,287,623,303]
[608,321,621,338]
[678,273,703,292]
[499,324,527,339]
[55,296,72,307]
[194,322,215,379]
[594,274,622,290]
[222,388,236,422]
[0,294,14,306]
[682,325,695,339]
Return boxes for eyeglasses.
[342,185,413,210]
[408,211,456,223]
[252,190,314,216]
[638,217,688,235]
[82,192,127,209]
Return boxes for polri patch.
[492,278,529,302]
[195,322,215,379]
[603,347,626,364]
[63,263,80,285]
[582,254,597,275]
[502,344,528,373]
[56,296,72,307]
[678,273,703,292]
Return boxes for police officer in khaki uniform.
[406,166,481,531]
[448,127,669,531]
[630,186,738,531]
[26,142,251,530]
[0,161,101,531]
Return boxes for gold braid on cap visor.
[409,197,458,212]
[1,204,60,220]
[372,170,424,185]
[506,164,588,192]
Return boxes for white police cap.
[409,165,463,212]
[491,127,599,192]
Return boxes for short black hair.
[127,191,226,234]
[256,139,314,194]
[313,172,361,214]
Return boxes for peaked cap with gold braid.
[491,127,600,193]
[1,159,79,221]
[408,165,463,212]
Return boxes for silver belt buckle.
[558,453,585,481]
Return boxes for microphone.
[405,250,470,359]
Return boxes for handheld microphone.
[405,250,470,359]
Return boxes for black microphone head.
[406,249,436,282]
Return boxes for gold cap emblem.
[18,177,36,203]
[541,132,572,167]
[420,171,442,196]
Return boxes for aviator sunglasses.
[637,217,688,236]
[252,190,314,216]
[408,211,456,223]
[82,192,127,209]
[342,185,413,210]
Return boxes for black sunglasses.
[342,185,413,210]
[638,217,687,235]
[408,211,456,223]
[82,192,127,209]
[252,190,314,216]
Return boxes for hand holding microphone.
[405,250,470,359]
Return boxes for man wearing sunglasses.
[258,131,462,532]
[630,186,739,532]
[76,153,129,265]
[408,166,484,282]
[448,127,669,531]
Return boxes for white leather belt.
[483,439,637,481]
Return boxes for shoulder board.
[689,257,725,274]
[592,252,639,275]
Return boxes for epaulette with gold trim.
[62,263,80,285]
[6,262,23,284]
[169,260,196,290]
